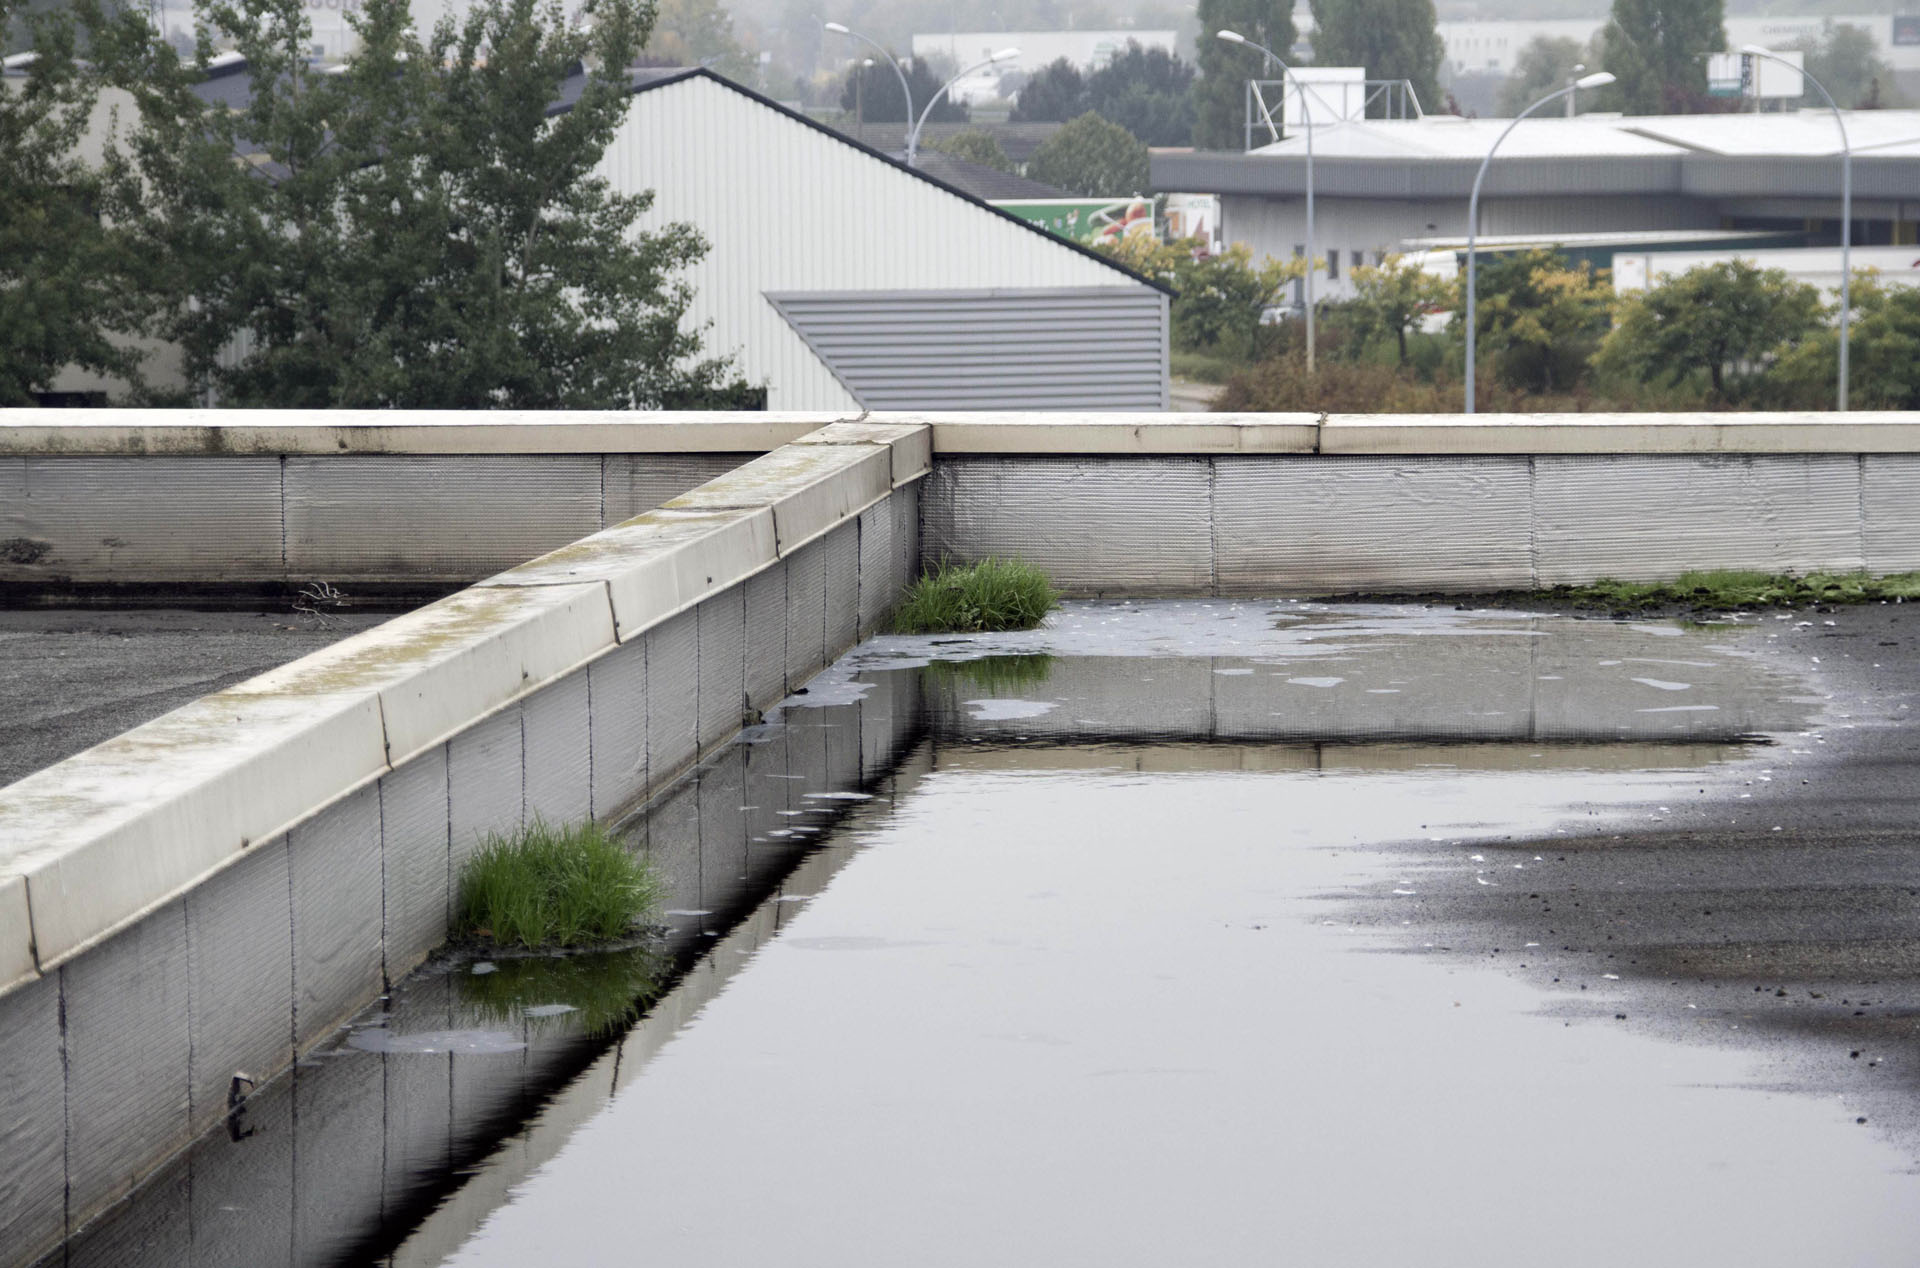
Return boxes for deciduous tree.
[1308,0,1444,113]
[1598,0,1726,114]
[1784,22,1905,109]
[1009,57,1086,122]
[1194,0,1294,149]
[1346,254,1451,363]
[925,127,1013,172]
[1497,35,1590,116]
[1026,110,1148,196]
[1086,42,1195,146]
[1467,247,1613,393]
[1594,260,1824,400]
[1767,276,1920,409]
[839,55,965,123]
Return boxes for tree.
[1026,111,1149,196]
[1594,260,1825,401]
[1599,0,1726,114]
[1086,42,1196,146]
[1345,255,1451,363]
[926,128,1014,173]
[1785,23,1905,110]
[839,56,965,124]
[1767,277,1920,409]
[1308,0,1444,114]
[0,0,149,403]
[643,0,754,83]
[1498,35,1589,116]
[1466,247,1614,393]
[112,0,747,408]
[1100,234,1299,358]
[1009,57,1087,122]
[1194,0,1295,150]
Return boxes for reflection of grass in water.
[457,941,670,1038]
[923,653,1057,694]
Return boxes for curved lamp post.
[1217,28,1317,373]
[1464,71,1614,414]
[908,49,1020,169]
[825,22,916,163]
[1743,45,1851,411]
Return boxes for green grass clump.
[455,819,663,949]
[891,557,1057,634]
[1559,569,1920,613]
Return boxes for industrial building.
[590,68,1170,410]
[1152,109,1920,303]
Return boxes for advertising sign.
[992,197,1155,247]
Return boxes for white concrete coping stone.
[0,408,850,455]
[662,442,892,555]
[1319,412,1920,454]
[0,685,389,974]
[0,875,34,994]
[226,581,616,768]
[481,507,778,641]
[900,412,1321,454]
[790,421,933,487]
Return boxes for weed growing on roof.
[891,558,1057,634]
[1555,569,1920,613]
[455,818,663,950]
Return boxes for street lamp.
[1217,28,1318,373]
[825,22,915,162]
[908,48,1019,169]
[1565,63,1586,117]
[1464,71,1614,414]
[1743,44,1851,411]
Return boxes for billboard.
[992,197,1154,247]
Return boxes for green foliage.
[644,0,755,81]
[1768,277,1920,410]
[922,653,1057,693]
[458,942,669,1037]
[0,0,149,403]
[1009,57,1086,122]
[1194,0,1295,149]
[110,0,750,408]
[1308,0,1444,113]
[1025,110,1148,196]
[1783,22,1905,109]
[1595,260,1825,402]
[926,127,1014,172]
[1087,42,1195,146]
[1553,569,1920,613]
[1101,234,1298,359]
[840,55,965,124]
[456,818,664,949]
[1598,0,1726,114]
[1468,248,1614,393]
[892,558,1058,634]
[1498,34,1591,116]
[1343,254,1451,364]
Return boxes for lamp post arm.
[1742,47,1850,411]
[1465,84,1575,414]
[911,54,1008,166]
[836,28,915,163]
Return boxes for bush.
[455,819,663,949]
[892,558,1058,634]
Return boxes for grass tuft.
[455,818,663,950]
[1557,569,1920,613]
[891,558,1058,634]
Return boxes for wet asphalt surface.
[1345,602,1920,1155]
[0,609,391,788]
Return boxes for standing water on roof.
[43,601,1920,1267]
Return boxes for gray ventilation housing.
[765,287,1170,411]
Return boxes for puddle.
[39,602,1920,1268]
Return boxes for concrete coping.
[0,424,932,996]
[8,409,1920,458]
[0,408,851,455]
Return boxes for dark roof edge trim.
[556,65,1173,298]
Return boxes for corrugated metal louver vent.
[766,287,1168,411]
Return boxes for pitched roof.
[893,150,1067,200]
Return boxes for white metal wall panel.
[1215,455,1533,594]
[767,290,1168,410]
[286,455,601,577]
[924,458,1213,595]
[1863,455,1920,575]
[1533,454,1863,586]
[600,76,1166,410]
